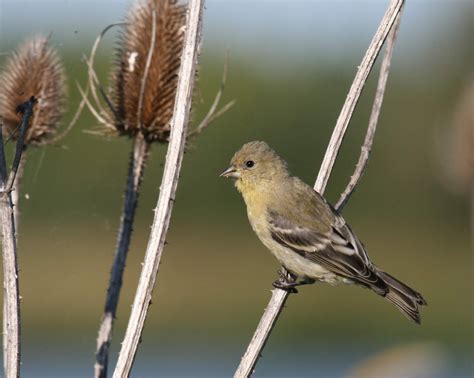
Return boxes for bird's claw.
[272,279,299,294]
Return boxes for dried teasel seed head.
[0,35,67,145]
[110,0,187,143]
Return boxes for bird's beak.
[219,166,240,179]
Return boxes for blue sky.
[0,1,471,74]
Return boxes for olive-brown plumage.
[221,141,427,324]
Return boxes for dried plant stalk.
[336,8,403,210]
[0,189,20,378]
[314,0,403,193]
[0,98,36,378]
[113,0,204,375]
[234,1,404,377]
[94,134,149,378]
[86,1,231,374]
[11,154,26,232]
[91,1,187,376]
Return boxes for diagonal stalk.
[336,9,402,211]
[113,0,204,376]
[1,97,36,378]
[314,0,403,194]
[94,133,149,378]
[11,153,26,233]
[234,1,404,377]
[0,192,20,378]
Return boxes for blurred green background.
[0,0,472,377]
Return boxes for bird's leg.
[272,267,298,292]
[272,268,315,293]
[272,279,299,293]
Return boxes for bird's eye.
[245,160,255,168]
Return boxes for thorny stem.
[234,1,405,377]
[0,186,19,378]
[94,133,149,378]
[1,97,36,378]
[11,154,26,233]
[113,0,204,376]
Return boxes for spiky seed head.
[109,0,187,143]
[0,35,67,145]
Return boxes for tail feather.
[375,270,427,324]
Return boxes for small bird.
[220,141,427,324]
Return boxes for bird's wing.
[268,209,386,292]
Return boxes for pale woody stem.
[234,1,405,377]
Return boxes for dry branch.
[112,0,204,376]
[86,3,188,376]
[0,97,36,378]
[314,0,404,193]
[234,1,405,377]
[89,2,229,374]
[11,154,26,231]
[336,10,402,210]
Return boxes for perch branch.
[234,1,404,377]
[1,97,36,378]
[112,0,204,376]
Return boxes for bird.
[220,141,427,324]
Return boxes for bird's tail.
[376,270,427,324]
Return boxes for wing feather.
[268,209,387,293]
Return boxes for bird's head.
[220,141,289,192]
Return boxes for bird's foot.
[272,279,299,293]
[273,268,316,293]
[273,268,299,293]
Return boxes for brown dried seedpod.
[91,3,233,376]
[0,35,66,145]
[108,0,186,142]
